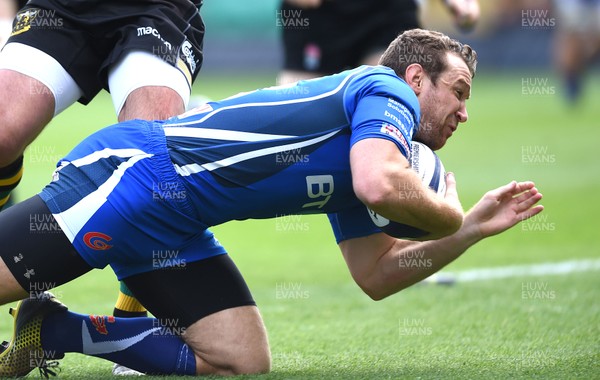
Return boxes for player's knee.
[193,344,271,376]
[230,344,271,375]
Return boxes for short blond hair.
[378,29,477,84]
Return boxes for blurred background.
[198,0,598,84]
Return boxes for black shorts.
[0,196,255,327]
[7,0,204,104]
[280,0,420,74]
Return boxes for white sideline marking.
[444,259,600,282]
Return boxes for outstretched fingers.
[518,204,544,221]
[515,192,544,218]
[512,183,544,221]
[490,180,537,202]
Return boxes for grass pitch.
[1,71,599,379]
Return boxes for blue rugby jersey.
[163,65,420,229]
[38,65,421,276]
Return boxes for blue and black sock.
[41,310,196,375]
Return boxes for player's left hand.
[445,0,480,32]
[464,181,543,239]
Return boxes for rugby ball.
[367,141,446,239]
[409,141,446,196]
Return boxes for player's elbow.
[355,273,401,301]
[353,179,395,213]
[361,283,402,301]
[363,287,389,301]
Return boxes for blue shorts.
[39,120,226,280]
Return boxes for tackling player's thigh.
[118,86,185,122]
[109,50,190,121]
[0,70,54,166]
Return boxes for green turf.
[1,71,599,379]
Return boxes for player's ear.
[405,64,425,95]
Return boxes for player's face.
[415,53,472,151]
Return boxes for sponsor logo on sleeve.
[380,123,410,157]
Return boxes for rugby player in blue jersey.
[0,29,543,376]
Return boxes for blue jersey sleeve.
[346,68,420,158]
[328,205,381,244]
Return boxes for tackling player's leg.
[0,70,55,210]
[0,40,84,210]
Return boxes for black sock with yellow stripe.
[113,281,148,318]
[0,156,24,210]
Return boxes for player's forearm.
[355,164,463,238]
[351,139,463,239]
[368,221,481,300]
[364,174,463,239]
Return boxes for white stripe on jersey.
[173,130,339,177]
[163,66,370,128]
[70,148,151,167]
[163,127,296,141]
[52,152,152,242]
